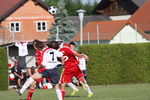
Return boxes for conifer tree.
[48,1,76,43]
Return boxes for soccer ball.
[9,73,15,80]
[48,6,57,15]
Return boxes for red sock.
[26,89,34,100]
[61,90,65,100]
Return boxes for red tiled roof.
[71,20,127,41]
[0,0,48,22]
[0,0,20,16]
[72,0,150,42]
[129,0,150,31]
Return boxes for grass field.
[0,84,150,100]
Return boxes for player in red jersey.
[26,39,45,100]
[59,43,93,100]
[15,41,63,100]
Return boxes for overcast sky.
[81,0,101,4]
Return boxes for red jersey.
[59,47,79,68]
[35,50,42,66]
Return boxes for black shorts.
[40,68,59,85]
[15,76,20,80]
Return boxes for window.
[36,21,47,32]
[9,22,21,32]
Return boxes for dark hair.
[33,39,40,44]
[69,42,76,46]
[48,41,59,50]
[34,41,45,50]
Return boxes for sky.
[81,0,101,5]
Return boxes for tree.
[44,0,99,16]
[48,1,76,43]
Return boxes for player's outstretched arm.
[74,52,88,61]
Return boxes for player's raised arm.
[74,52,88,61]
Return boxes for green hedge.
[0,47,8,90]
[79,43,150,85]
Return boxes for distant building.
[71,0,150,45]
[93,0,147,20]
[0,0,54,69]
[0,0,54,44]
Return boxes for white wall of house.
[110,25,150,44]
[110,15,131,20]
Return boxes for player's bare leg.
[54,84,63,100]
[15,73,42,95]
[67,82,79,96]
[79,77,93,97]
[26,81,36,100]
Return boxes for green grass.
[0,84,150,100]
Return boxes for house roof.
[131,0,147,7]
[93,0,146,15]
[68,15,111,33]
[0,0,49,23]
[72,0,150,42]
[71,20,127,41]
[71,19,150,42]
[129,0,150,32]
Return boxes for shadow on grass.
[65,95,82,98]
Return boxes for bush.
[79,43,150,85]
[0,47,8,90]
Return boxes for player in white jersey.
[15,41,63,100]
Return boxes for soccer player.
[59,43,93,100]
[15,41,63,100]
[25,39,44,100]
[69,42,87,79]
[59,43,79,96]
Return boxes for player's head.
[33,39,40,44]
[33,39,40,49]
[13,60,18,67]
[34,41,45,50]
[69,42,76,50]
[48,41,59,50]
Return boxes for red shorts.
[36,78,43,83]
[37,67,46,73]
[60,65,83,83]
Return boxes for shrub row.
[79,43,150,85]
[0,47,8,90]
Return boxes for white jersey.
[79,58,86,71]
[41,48,63,69]
[15,42,28,56]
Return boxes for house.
[0,0,54,69]
[93,0,147,20]
[68,15,111,33]
[0,0,54,44]
[71,0,150,45]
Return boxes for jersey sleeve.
[35,50,42,65]
[60,47,75,56]
[56,50,63,57]
[15,42,19,47]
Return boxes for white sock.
[39,82,42,88]
[67,83,78,91]
[85,83,93,94]
[56,89,62,100]
[20,77,34,94]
